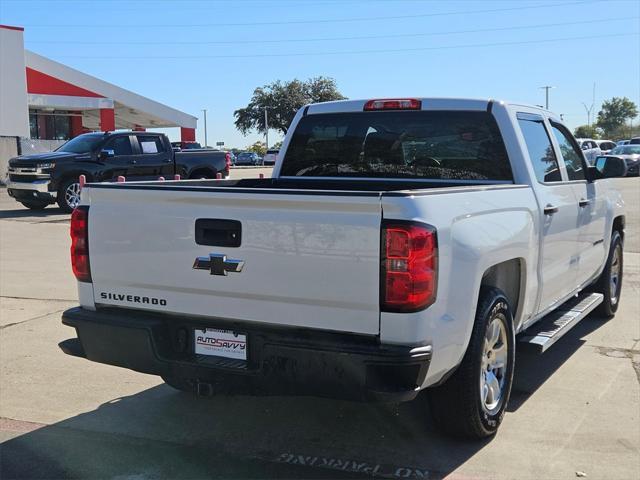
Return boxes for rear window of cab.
[280,111,513,181]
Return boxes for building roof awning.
[24,50,197,129]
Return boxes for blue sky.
[1,0,639,146]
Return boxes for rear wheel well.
[189,167,217,179]
[480,259,523,326]
[613,215,625,241]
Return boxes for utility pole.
[582,102,594,127]
[264,106,269,150]
[539,86,555,110]
[581,83,596,127]
[201,109,208,147]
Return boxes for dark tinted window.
[138,135,165,154]
[280,111,512,181]
[550,123,586,181]
[517,116,561,183]
[104,136,133,156]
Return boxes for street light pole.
[201,109,208,147]
[539,86,556,110]
[264,107,269,150]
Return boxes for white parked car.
[575,138,602,165]
[262,149,279,166]
[595,139,616,155]
[60,98,626,439]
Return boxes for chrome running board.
[518,293,603,353]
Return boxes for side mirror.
[594,156,627,178]
[100,149,115,159]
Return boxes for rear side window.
[280,111,512,181]
[103,136,133,156]
[138,136,165,154]
[550,123,586,181]
[517,115,561,183]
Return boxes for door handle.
[579,198,591,207]
[544,204,559,215]
[130,160,137,164]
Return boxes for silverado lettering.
[100,292,167,306]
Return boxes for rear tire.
[593,230,623,318]
[428,286,515,439]
[20,200,49,210]
[189,170,216,180]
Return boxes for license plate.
[194,328,247,361]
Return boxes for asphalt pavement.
[0,174,638,480]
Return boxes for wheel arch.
[480,258,525,331]
[613,215,625,241]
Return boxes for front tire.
[428,286,515,439]
[57,178,82,213]
[593,230,623,318]
[20,200,49,210]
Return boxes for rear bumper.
[61,307,431,402]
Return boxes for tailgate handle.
[195,219,241,247]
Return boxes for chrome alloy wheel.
[64,182,81,210]
[610,243,622,304]
[480,315,508,413]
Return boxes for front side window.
[517,115,560,183]
[104,136,133,156]
[280,111,513,181]
[56,134,104,154]
[550,123,586,181]
[137,136,165,154]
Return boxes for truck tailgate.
[86,186,382,335]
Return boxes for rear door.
[131,134,174,178]
[87,186,383,335]
[517,113,581,312]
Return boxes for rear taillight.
[381,221,437,312]
[364,98,421,111]
[225,152,231,169]
[70,206,91,283]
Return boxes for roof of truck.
[304,97,555,116]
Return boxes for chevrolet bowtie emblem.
[193,253,244,276]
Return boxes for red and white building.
[0,24,197,179]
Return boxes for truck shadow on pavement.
[1,315,609,480]
[0,206,67,220]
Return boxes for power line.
[48,31,638,60]
[24,16,634,45]
[19,0,598,27]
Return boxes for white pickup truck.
[60,98,627,439]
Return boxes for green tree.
[596,97,638,137]
[574,125,599,139]
[247,141,266,156]
[271,141,283,150]
[234,77,346,136]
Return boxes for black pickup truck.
[6,131,231,212]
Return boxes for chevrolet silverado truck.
[6,131,231,212]
[59,98,627,439]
